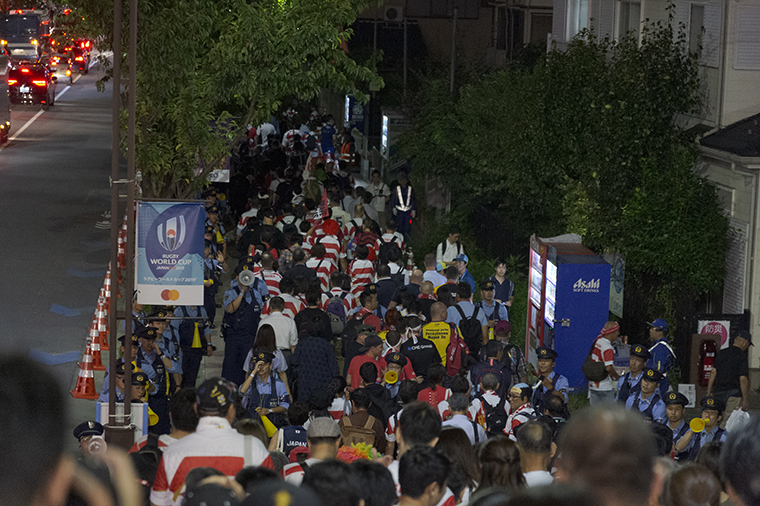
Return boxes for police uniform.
[478,280,509,323]
[155,310,183,378]
[616,344,652,404]
[173,305,212,388]
[204,238,225,326]
[532,347,569,415]
[73,420,104,441]
[242,351,290,427]
[222,261,268,386]
[625,368,666,423]
[384,352,407,400]
[646,319,675,396]
[664,391,690,461]
[99,337,138,402]
[681,396,728,461]
[135,326,172,435]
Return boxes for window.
[566,0,588,39]
[689,4,704,54]
[618,1,641,39]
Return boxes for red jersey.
[305,257,337,293]
[417,386,451,408]
[348,259,375,297]
[347,354,387,390]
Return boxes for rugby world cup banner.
[136,201,205,305]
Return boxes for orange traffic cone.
[71,338,101,400]
[96,295,110,351]
[89,324,106,371]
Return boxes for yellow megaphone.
[148,407,159,426]
[384,370,399,384]
[690,418,709,432]
[260,415,278,438]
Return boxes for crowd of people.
[13,113,758,506]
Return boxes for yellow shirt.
[421,321,455,365]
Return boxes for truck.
[0,9,51,60]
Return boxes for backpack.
[478,395,508,437]
[129,433,163,502]
[389,268,405,288]
[341,311,372,345]
[378,239,402,267]
[582,338,609,382]
[440,240,462,259]
[455,305,484,358]
[445,323,470,377]
[341,416,377,447]
[326,292,348,336]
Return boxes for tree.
[401,17,728,328]
[65,0,383,197]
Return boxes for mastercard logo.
[161,289,180,301]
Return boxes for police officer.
[675,396,728,461]
[204,239,225,328]
[383,352,408,400]
[173,304,214,387]
[99,334,141,401]
[73,421,105,458]
[206,204,227,259]
[616,344,651,404]
[222,259,268,386]
[478,280,509,336]
[532,347,569,416]
[148,308,183,391]
[239,350,290,427]
[647,319,675,396]
[625,367,666,423]
[135,326,172,435]
[663,391,690,461]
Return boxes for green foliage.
[401,14,728,340]
[66,0,383,197]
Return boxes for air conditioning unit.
[384,6,404,21]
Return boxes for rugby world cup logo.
[157,216,187,251]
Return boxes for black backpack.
[455,305,484,358]
[341,312,372,346]
[378,239,402,267]
[478,396,508,437]
[129,433,163,502]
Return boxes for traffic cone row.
[70,337,101,400]
[96,294,110,351]
[89,323,106,371]
[117,213,128,282]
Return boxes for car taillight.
[86,41,91,48]
[7,79,17,85]
[75,56,84,61]
[32,79,47,86]
[66,70,71,76]
[21,68,30,74]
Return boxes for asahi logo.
[574,278,600,293]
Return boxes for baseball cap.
[307,417,341,438]
[736,329,753,345]
[436,261,445,271]
[196,377,237,414]
[454,254,469,263]
[494,320,511,335]
[648,318,668,330]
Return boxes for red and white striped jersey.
[304,234,344,266]
[344,218,363,239]
[305,257,337,292]
[348,258,375,296]
[151,417,273,506]
[128,434,176,453]
[282,457,324,485]
[257,269,282,297]
[320,288,356,313]
[278,293,305,319]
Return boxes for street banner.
[136,201,205,305]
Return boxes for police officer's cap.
[664,392,689,406]
[148,309,169,321]
[630,344,652,360]
[235,256,257,275]
[197,377,238,413]
[641,367,664,382]
[132,371,148,386]
[206,205,220,215]
[204,225,214,234]
[114,359,137,375]
[253,350,275,363]
[385,352,408,367]
[536,346,558,360]
[118,334,140,346]
[363,284,378,295]
[700,395,726,413]
[203,187,217,198]
[479,280,495,291]
[135,326,159,340]
[73,420,104,440]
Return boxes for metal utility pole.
[450,7,458,94]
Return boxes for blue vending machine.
[526,236,611,392]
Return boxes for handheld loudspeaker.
[690,418,709,432]
[238,270,255,287]
[385,370,399,384]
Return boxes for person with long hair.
[244,324,290,398]
[436,427,481,503]
[417,364,450,407]
[476,436,526,495]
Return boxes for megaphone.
[384,370,399,384]
[690,418,709,432]
[149,407,159,426]
[260,415,278,438]
[238,269,255,287]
